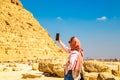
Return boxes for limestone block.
[38,58,66,77]
[8,63,16,67]
[84,72,98,80]
[3,67,9,72]
[32,63,39,71]
[12,67,21,71]
[38,62,53,73]
[112,70,120,77]
[49,63,64,77]
[22,73,42,79]
[97,72,116,80]
[84,60,110,72]
[118,65,120,72]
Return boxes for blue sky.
[20,0,120,59]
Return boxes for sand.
[0,63,63,80]
[1,60,120,80]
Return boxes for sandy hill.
[0,0,67,61]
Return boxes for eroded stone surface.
[0,0,67,61]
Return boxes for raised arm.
[57,40,68,52]
[56,33,69,53]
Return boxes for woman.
[56,34,84,80]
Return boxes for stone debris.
[22,73,42,79]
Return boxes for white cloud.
[56,17,62,20]
[96,16,107,21]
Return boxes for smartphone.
[56,33,60,41]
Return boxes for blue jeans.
[64,70,74,80]
[64,70,84,80]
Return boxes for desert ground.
[0,60,120,80]
[0,63,63,80]
[0,62,63,80]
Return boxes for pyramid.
[0,0,67,61]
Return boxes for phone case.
[56,33,59,41]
